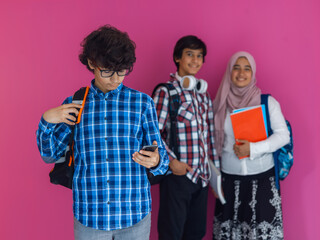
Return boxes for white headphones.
[180,75,208,94]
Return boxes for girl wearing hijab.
[212,51,290,239]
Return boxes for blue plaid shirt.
[37,80,169,231]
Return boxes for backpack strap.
[152,83,181,160]
[261,94,271,135]
[261,94,280,189]
[73,87,90,124]
[68,86,90,166]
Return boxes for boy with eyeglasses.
[36,25,169,240]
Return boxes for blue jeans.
[74,213,151,240]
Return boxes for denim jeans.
[74,213,151,240]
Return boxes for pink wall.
[0,0,319,239]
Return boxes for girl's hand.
[233,139,250,158]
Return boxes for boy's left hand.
[233,139,250,158]
[132,141,160,168]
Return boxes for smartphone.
[141,145,158,152]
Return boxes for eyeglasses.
[96,67,132,78]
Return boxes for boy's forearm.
[148,146,169,176]
[37,117,71,163]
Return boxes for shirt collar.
[90,79,123,98]
[169,72,182,89]
[174,72,183,82]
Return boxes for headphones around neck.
[180,75,208,94]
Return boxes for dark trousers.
[157,174,208,240]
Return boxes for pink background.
[0,0,319,239]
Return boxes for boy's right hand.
[169,159,192,176]
[42,103,82,125]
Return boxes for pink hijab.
[213,51,261,158]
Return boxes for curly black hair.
[173,35,207,70]
[79,25,136,73]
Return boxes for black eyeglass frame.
[96,66,133,78]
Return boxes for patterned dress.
[213,168,284,240]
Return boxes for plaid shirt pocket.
[177,101,196,123]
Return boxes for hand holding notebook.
[233,139,250,159]
[230,105,268,159]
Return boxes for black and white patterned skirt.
[213,168,284,240]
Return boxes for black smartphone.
[141,145,158,152]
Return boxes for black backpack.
[148,83,180,185]
[49,87,89,189]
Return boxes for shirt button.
[105,137,107,140]
[107,180,110,183]
[104,117,107,120]
[106,158,108,161]
[107,201,110,204]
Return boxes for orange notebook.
[230,105,268,158]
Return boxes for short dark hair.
[79,25,136,72]
[173,35,207,70]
